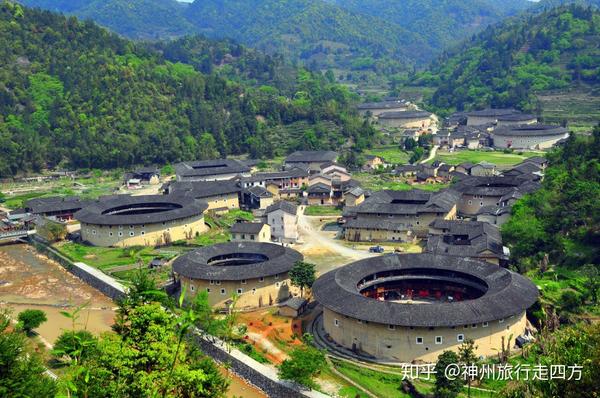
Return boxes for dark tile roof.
[247,186,273,198]
[307,183,332,194]
[522,156,547,166]
[26,196,91,214]
[503,162,542,176]
[241,168,309,183]
[353,189,458,216]
[168,180,241,199]
[285,151,338,163]
[497,113,537,122]
[230,222,268,234]
[465,108,517,117]
[492,124,568,137]
[283,297,308,310]
[378,111,432,119]
[452,175,535,197]
[357,101,406,110]
[75,195,208,226]
[345,218,405,231]
[175,159,250,178]
[266,201,298,215]
[172,242,302,281]
[313,253,538,327]
[427,220,506,259]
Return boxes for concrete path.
[420,145,439,164]
[296,206,375,263]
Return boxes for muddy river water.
[0,243,266,398]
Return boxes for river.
[0,243,266,398]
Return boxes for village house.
[490,124,569,150]
[165,180,241,213]
[356,100,409,117]
[362,155,385,171]
[377,111,433,129]
[240,168,309,199]
[465,109,519,126]
[394,164,419,178]
[230,222,271,243]
[175,159,251,182]
[241,186,274,210]
[343,189,459,242]
[265,201,299,243]
[502,162,543,180]
[470,161,497,177]
[344,187,365,207]
[320,163,352,181]
[25,196,92,222]
[127,167,160,185]
[279,297,309,318]
[455,162,475,175]
[452,175,540,218]
[307,183,334,205]
[283,151,338,174]
[436,164,455,179]
[427,219,508,265]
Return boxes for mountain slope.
[19,0,194,39]
[18,0,537,74]
[414,5,600,114]
[331,0,531,50]
[0,1,375,176]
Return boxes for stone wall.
[29,236,126,300]
[188,329,328,398]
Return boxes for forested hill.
[0,1,375,177]
[412,5,600,113]
[330,0,530,54]
[20,0,532,74]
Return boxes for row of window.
[334,318,504,329]
[208,274,280,285]
[190,282,285,295]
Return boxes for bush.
[52,330,97,361]
[17,310,47,333]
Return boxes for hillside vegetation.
[410,5,600,117]
[19,0,535,76]
[0,1,376,177]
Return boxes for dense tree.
[0,1,375,176]
[52,330,97,362]
[289,261,316,298]
[0,310,57,396]
[278,334,326,389]
[409,5,600,113]
[17,309,47,334]
[434,351,463,398]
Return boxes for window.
[457,334,465,342]
[435,336,443,345]
[210,280,215,285]
[190,285,195,292]
[357,319,362,324]
[216,280,221,285]
[499,318,505,323]
[109,232,113,237]
[259,277,264,282]
[250,235,255,240]
[334,319,340,327]
[274,274,279,280]
[141,231,145,236]
[468,200,472,205]
[275,282,280,287]
[92,230,96,235]
[388,325,395,330]
[241,234,246,239]
[241,279,247,285]
[118,232,123,237]
[130,225,134,229]
[471,324,477,329]
[220,288,226,295]
[129,231,134,237]
[237,288,243,294]
[464,324,469,329]
[480,202,484,206]
[206,288,211,293]
[416,337,424,345]
[482,322,489,328]
[252,288,256,295]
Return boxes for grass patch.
[213,210,254,228]
[353,172,448,192]
[430,150,540,167]
[194,228,231,246]
[365,146,411,165]
[56,242,156,270]
[304,206,342,216]
[332,359,413,398]
[234,340,270,364]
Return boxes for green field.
[365,146,411,165]
[56,242,157,270]
[353,172,448,192]
[430,150,541,167]
[304,205,342,216]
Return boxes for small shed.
[279,297,308,318]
